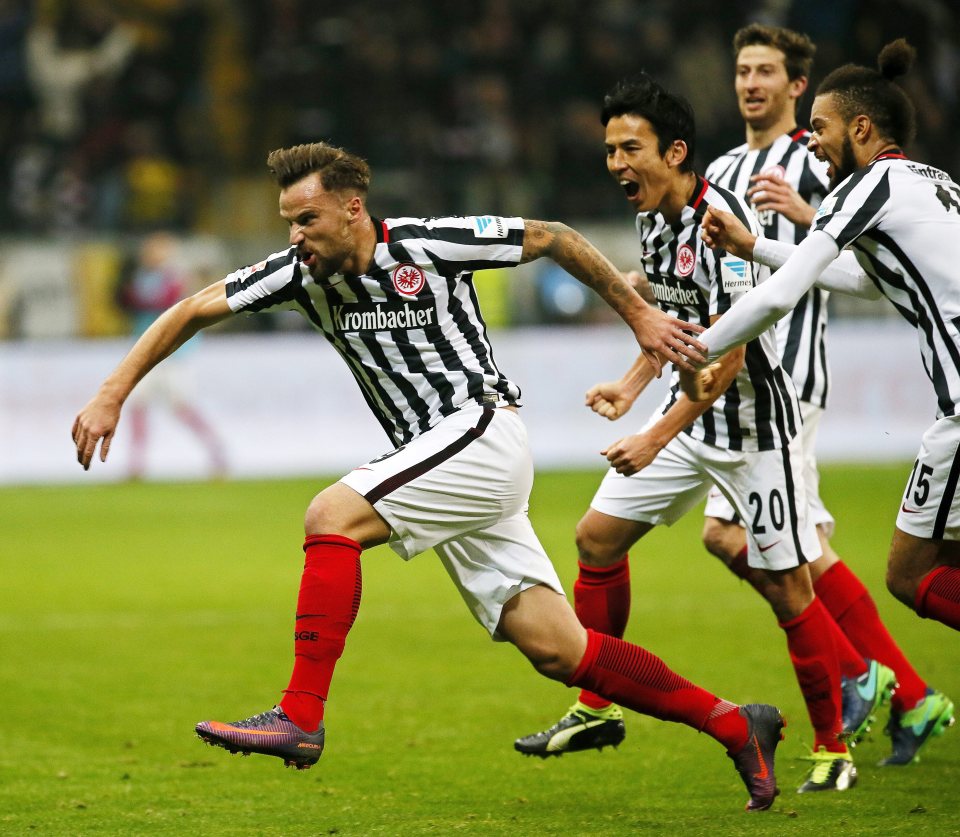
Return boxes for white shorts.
[704,401,835,536]
[591,418,820,571]
[339,404,563,637]
[896,415,960,540]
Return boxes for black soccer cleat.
[796,746,857,792]
[514,702,626,757]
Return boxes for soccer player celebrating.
[72,141,787,811]
[515,74,855,793]
[701,24,947,768]
[697,38,958,763]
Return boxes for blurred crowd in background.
[0,0,958,336]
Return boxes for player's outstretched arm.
[752,238,882,300]
[703,206,880,300]
[699,231,840,360]
[72,281,233,470]
[520,220,706,375]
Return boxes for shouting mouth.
[620,180,640,198]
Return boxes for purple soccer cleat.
[196,706,325,769]
[727,703,785,811]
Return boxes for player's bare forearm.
[99,284,229,401]
[521,220,643,316]
[521,220,706,371]
[72,282,232,469]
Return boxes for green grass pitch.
[2,465,958,835]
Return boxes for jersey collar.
[870,147,907,164]
[688,174,709,211]
[372,216,390,244]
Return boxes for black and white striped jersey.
[637,175,801,450]
[224,215,524,446]
[706,129,831,407]
[814,151,960,419]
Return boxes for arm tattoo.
[521,220,635,310]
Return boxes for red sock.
[816,561,927,710]
[567,629,748,751]
[279,534,362,731]
[574,556,631,710]
[824,614,870,680]
[779,598,845,753]
[729,550,866,679]
[915,566,960,631]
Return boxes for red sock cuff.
[304,534,362,554]
[915,566,952,615]
[576,555,630,586]
[566,628,603,687]
[778,598,817,631]
[814,561,867,616]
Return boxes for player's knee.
[525,644,577,682]
[304,493,337,534]
[701,517,741,564]
[512,632,581,682]
[574,521,616,566]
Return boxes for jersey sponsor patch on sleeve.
[719,256,752,293]
[473,215,508,238]
[814,195,837,220]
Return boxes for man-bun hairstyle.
[878,38,916,81]
[816,39,916,147]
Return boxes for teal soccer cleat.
[841,659,898,746]
[879,689,955,766]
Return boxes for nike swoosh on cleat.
[547,719,608,751]
[204,723,288,737]
[856,666,878,701]
[758,540,781,553]
[751,737,769,780]
[910,704,936,736]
